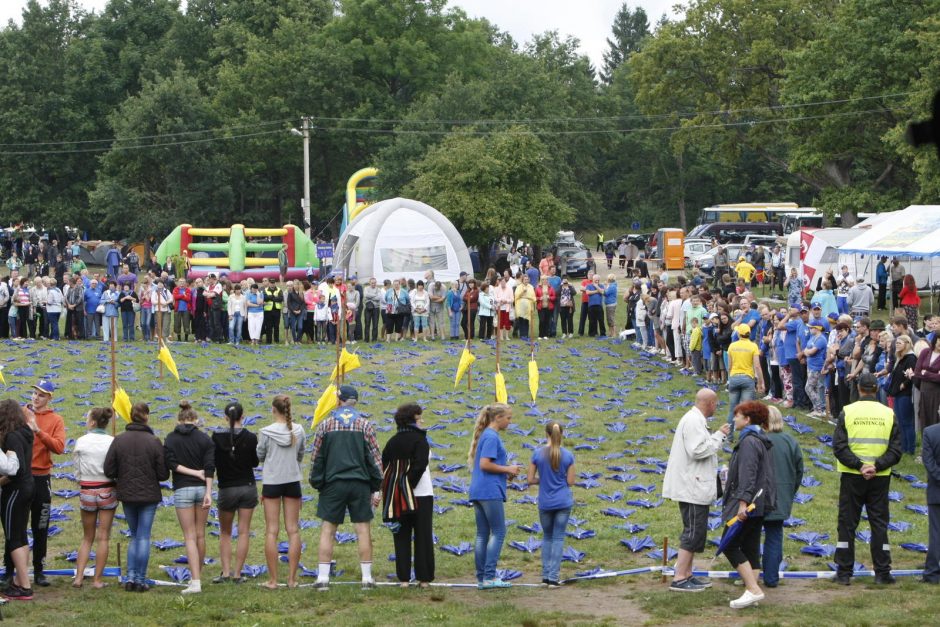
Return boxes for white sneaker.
[181,580,202,594]
[729,589,764,609]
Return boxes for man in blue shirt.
[786,306,812,411]
[803,323,829,417]
[525,265,540,289]
[808,303,831,333]
[584,274,606,337]
[876,256,889,311]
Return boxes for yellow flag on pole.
[113,387,132,423]
[158,342,180,381]
[313,384,338,426]
[494,371,508,404]
[330,349,362,382]
[528,359,539,402]
[454,348,476,388]
[0,365,5,386]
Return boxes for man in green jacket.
[309,385,383,591]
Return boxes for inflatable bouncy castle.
[155,224,319,282]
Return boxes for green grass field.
[0,331,936,626]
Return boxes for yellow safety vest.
[598,233,604,243]
[837,400,894,476]
[263,287,282,311]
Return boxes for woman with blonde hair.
[761,405,803,589]
[527,421,575,587]
[468,404,520,589]
[513,275,536,341]
[73,407,116,589]
[256,395,305,589]
[889,334,918,455]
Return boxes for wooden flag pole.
[110,315,117,437]
[465,338,472,391]
[661,537,669,583]
[335,286,346,386]
[155,288,164,379]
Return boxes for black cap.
[857,372,879,391]
[870,319,886,331]
[338,385,358,401]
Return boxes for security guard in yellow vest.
[832,372,902,585]
[261,278,283,344]
[596,232,604,252]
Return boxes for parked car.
[687,221,782,243]
[604,233,648,252]
[693,243,746,276]
[683,238,713,265]
[742,234,782,247]
[555,247,591,278]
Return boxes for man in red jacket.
[2,380,65,588]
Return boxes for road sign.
[631,221,641,230]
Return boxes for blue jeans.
[473,499,506,582]
[123,501,158,584]
[229,312,243,344]
[894,395,915,454]
[140,308,152,341]
[762,519,783,586]
[727,374,756,428]
[449,312,461,338]
[287,312,303,342]
[122,310,136,341]
[788,357,810,409]
[539,507,571,582]
[46,312,60,340]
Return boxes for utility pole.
[291,117,312,238]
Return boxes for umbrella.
[714,489,763,557]
[454,347,476,389]
[528,354,539,402]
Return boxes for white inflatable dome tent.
[334,197,473,283]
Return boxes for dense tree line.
[0,0,937,250]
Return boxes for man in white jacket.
[662,388,729,592]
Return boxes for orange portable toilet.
[657,228,685,271]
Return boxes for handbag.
[96,304,105,314]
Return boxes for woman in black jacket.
[381,403,434,587]
[888,335,918,455]
[164,401,215,595]
[722,400,776,609]
[712,312,733,385]
[103,402,169,593]
[210,401,259,583]
[0,400,35,600]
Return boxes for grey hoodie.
[257,422,306,486]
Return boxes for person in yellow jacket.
[513,275,536,341]
[261,278,283,344]
[734,256,756,285]
[597,233,604,252]
[832,372,902,585]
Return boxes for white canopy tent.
[334,197,473,283]
[838,205,940,300]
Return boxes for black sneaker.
[212,575,231,584]
[833,575,851,586]
[545,580,562,588]
[669,578,707,593]
[689,576,713,588]
[314,581,329,592]
[3,584,33,601]
[0,577,10,590]
[874,574,896,585]
[124,581,138,592]
[34,573,50,587]
[136,582,150,593]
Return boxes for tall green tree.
[407,128,574,268]
[89,65,233,239]
[600,3,649,84]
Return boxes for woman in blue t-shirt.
[467,403,520,590]
[527,421,575,587]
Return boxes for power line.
[0,90,919,149]
[0,129,286,156]
[0,106,909,155]
[0,119,295,148]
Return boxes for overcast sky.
[0,0,682,68]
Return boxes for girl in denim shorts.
[73,407,117,588]
[164,401,215,595]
